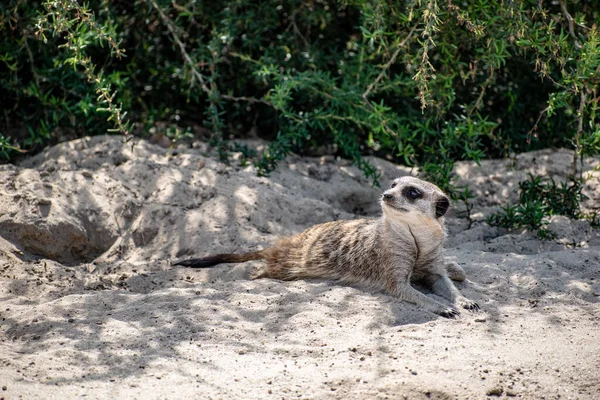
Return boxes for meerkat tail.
[174,251,264,268]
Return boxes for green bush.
[1,1,599,198]
[487,174,598,238]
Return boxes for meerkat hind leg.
[428,274,479,311]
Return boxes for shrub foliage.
[1,0,599,195]
[487,174,597,239]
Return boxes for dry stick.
[468,68,495,117]
[527,105,551,144]
[147,0,226,143]
[221,94,271,105]
[559,0,581,49]
[148,0,210,94]
[561,0,590,177]
[572,89,587,178]
[23,37,40,86]
[147,0,270,106]
[287,8,310,51]
[363,26,417,100]
[362,26,417,135]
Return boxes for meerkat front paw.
[438,305,461,319]
[459,298,480,311]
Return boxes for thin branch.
[23,37,40,86]
[286,7,310,51]
[468,68,495,116]
[361,26,417,136]
[542,72,566,89]
[572,89,586,178]
[221,94,271,105]
[148,0,272,107]
[527,105,551,144]
[559,0,581,49]
[363,25,417,99]
[148,0,211,94]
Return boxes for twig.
[286,8,310,51]
[221,94,271,105]
[559,0,581,49]
[23,37,40,86]
[572,89,586,178]
[527,105,551,144]
[362,25,417,100]
[147,0,211,94]
[362,26,417,135]
[468,68,495,116]
[148,0,272,107]
[542,72,566,89]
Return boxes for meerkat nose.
[383,194,394,200]
[435,196,450,218]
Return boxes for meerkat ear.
[435,196,450,218]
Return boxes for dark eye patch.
[402,186,422,200]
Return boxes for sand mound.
[0,135,599,398]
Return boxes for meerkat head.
[380,176,450,220]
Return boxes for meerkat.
[174,176,478,318]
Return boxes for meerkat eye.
[390,182,397,189]
[403,186,422,199]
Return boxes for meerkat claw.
[461,300,480,311]
[439,307,460,319]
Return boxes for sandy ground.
[0,135,599,399]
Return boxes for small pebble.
[486,386,503,396]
